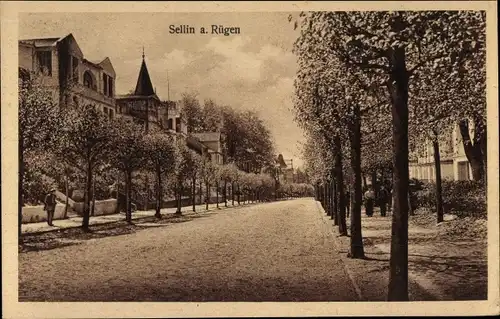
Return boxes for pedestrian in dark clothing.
[44,188,57,226]
[345,190,350,218]
[378,186,389,217]
[364,186,375,217]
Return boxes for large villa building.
[18,33,222,160]
[409,124,475,182]
[19,34,116,118]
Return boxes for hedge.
[413,180,486,217]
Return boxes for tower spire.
[142,46,145,60]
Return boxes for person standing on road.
[378,186,389,217]
[364,186,375,217]
[44,188,57,226]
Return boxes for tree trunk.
[224,179,228,207]
[459,119,484,181]
[349,105,364,259]
[333,178,338,221]
[237,183,241,205]
[362,173,367,190]
[387,45,410,301]
[325,182,331,216]
[126,170,133,223]
[91,174,96,217]
[371,170,379,201]
[82,160,92,230]
[155,165,162,219]
[63,173,69,219]
[199,180,202,205]
[116,181,120,214]
[323,183,327,210]
[206,182,210,210]
[176,177,182,214]
[432,136,444,223]
[335,137,348,237]
[192,175,196,212]
[232,182,235,205]
[216,180,219,208]
[332,181,338,225]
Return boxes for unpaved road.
[19,199,360,301]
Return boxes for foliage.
[414,180,486,216]
[180,92,204,134]
[57,105,114,172]
[109,118,146,174]
[19,73,62,154]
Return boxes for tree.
[143,130,177,218]
[200,155,217,210]
[18,72,62,241]
[56,104,113,229]
[293,10,485,301]
[174,140,202,214]
[109,118,145,223]
[180,92,204,134]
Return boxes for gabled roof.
[20,33,84,58]
[134,57,155,96]
[19,36,63,47]
[99,57,116,77]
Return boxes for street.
[19,199,360,301]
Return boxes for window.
[175,117,181,132]
[108,77,113,97]
[36,51,52,76]
[109,109,114,120]
[83,71,94,89]
[168,118,173,130]
[458,162,470,181]
[103,73,108,95]
[102,73,114,97]
[72,56,79,83]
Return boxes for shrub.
[413,180,486,217]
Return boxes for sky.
[19,12,306,168]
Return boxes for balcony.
[72,83,115,107]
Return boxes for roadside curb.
[314,200,443,301]
[314,200,364,301]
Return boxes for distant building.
[409,123,474,181]
[192,132,224,165]
[19,33,116,117]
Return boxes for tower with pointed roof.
[115,49,167,132]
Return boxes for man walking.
[364,186,375,217]
[44,188,57,226]
[378,186,389,217]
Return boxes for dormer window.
[36,51,52,76]
[103,73,113,97]
[83,71,94,89]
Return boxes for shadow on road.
[19,211,219,253]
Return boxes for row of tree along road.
[291,11,486,301]
[19,77,314,241]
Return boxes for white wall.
[73,199,117,216]
[22,204,66,224]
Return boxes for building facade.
[19,34,117,117]
[192,132,224,165]
[409,123,473,181]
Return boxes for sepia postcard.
[1,1,499,318]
